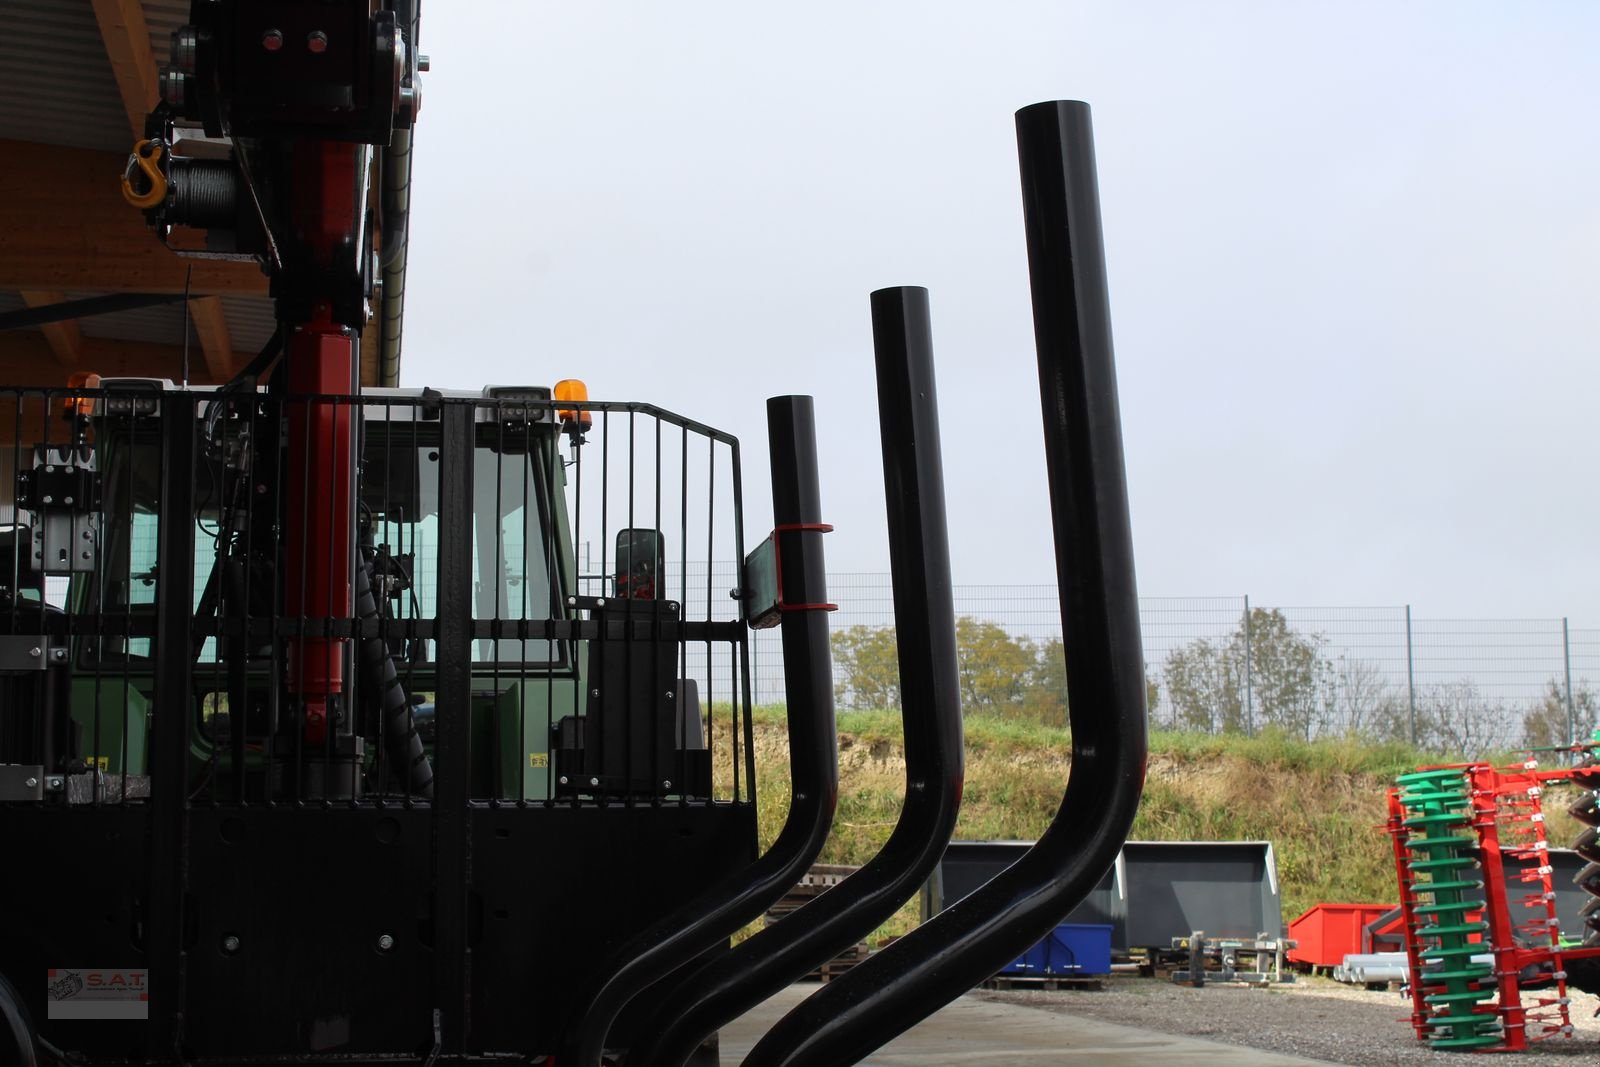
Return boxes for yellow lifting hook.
[120,138,168,209]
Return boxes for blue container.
[1001,923,1113,977]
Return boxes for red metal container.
[1287,903,1395,968]
[1362,907,1406,954]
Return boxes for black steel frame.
[0,388,769,1064]
[742,99,1148,1067]
[0,97,1149,1067]
[629,286,966,1067]
[562,395,840,1067]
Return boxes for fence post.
[1405,605,1417,747]
[1564,617,1576,749]
[1242,594,1253,737]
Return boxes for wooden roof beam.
[90,0,161,139]
[17,291,84,370]
[0,327,252,387]
[189,296,237,382]
[0,141,267,296]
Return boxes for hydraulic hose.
[355,547,433,798]
[378,127,411,386]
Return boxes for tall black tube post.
[744,100,1147,1067]
[630,288,964,1067]
[562,396,839,1067]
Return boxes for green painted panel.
[68,678,150,775]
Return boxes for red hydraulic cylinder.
[282,140,364,746]
[284,312,356,744]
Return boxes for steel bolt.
[418,53,431,72]
[28,647,40,657]
[664,691,674,701]
[589,777,599,787]
[307,30,329,54]
[377,933,395,952]
[261,28,283,51]
[590,689,600,698]
[221,935,240,954]
[23,777,37,789]
[558,776,569,785]
[662,780,672,790]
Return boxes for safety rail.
[0,386,754,810]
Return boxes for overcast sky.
[400,1,1600,622]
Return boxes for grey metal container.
[927,840,1285,952]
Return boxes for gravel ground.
[975,975,1600,1066]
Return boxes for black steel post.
[433,402,476,1053]
[0,972,36,1067]
[630,288,964,1067]
[743,100,1147,1067]
[147,394,199,1057]
[562,396,838,1067]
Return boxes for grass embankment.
[739,707,1587,942]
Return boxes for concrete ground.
[719,983,1333,1066]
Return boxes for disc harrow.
[1387,746,1600,1052]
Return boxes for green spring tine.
[1408,855,1480,870]
[1411,879,1482,893]
[1418,922,1489,937]
[1418,947,1490,962]
[1403,812,1472,827]
[1397,769,1472,785]
[1406,835,1478,849]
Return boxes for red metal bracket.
[772,521,838,613]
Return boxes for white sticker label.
[46,969,149,1020]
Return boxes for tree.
[1163,635,1243,733]
[1412,680,1517,757]
[830,624,900,710]
[828,617,1068,717]
[1248,610,1335,738]
[1161,608,1334,737]
[1021,638,1068,727]
[954,617,1037,712]
[1324,656,1405,740]
[1522,679,1600,750]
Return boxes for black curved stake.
[742,99,1148,1067]
[561,396,840,1067]
[628,286,964,1067]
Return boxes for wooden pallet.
[981,975,1105,991]
[817,942,872,983]
[760,863,872,982]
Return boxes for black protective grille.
[0,385,755,809]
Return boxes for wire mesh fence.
[730,575,1600,755]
